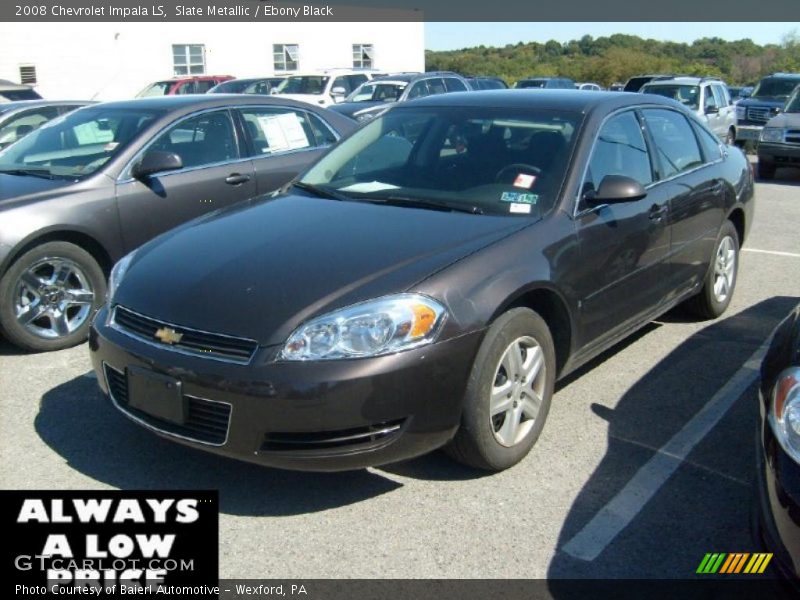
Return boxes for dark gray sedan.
[0,100,91,150]
[0,95,355,351]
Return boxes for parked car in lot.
[576,82,603,91]
[136,75,234,97]
[757,86,800,180]
[329,72,471,121]
[207,77,285,95]
[0,79,42,102]
[728,85,754,103]
[0,95,355,351]
[89,90,754,473]
[0,100,91,150]
[274,69,385,107]
[756,303,800,583]
[608,82,625,92]
[465,76,508,90]
[641,77,737,144]
[623,74,677,92]
[514,77,575,89]
[736,73,800,144]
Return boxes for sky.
[424,22,799,51]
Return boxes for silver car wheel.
[13,257,95,340]
[490,335,547,447]
[712,236,736,303]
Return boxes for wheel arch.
[727,206,746,247]
[2,228,114,278]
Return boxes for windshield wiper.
[359,194,483,215]
[292,181,352,202]
[0,167,58,180]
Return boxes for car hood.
[765,112,800,128]
[116,194,531,346]
[0,172,78,207]
[739,96,787,108]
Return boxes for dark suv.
[514,77,575,90]
[736,73,800,144]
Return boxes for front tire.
[0,242,106,352]
[445,307,556,471]
[685,220,739,320]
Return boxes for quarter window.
[642,108,704,178]
[692,121,722,162]
[273,44,299,72]
[172,44,205,76]
[584,111,652,197]
[352,44,374,69]
[150,111,238,169]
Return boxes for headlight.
[760,127,784,143]
[107,251,135,304]
[769,367,800,464]
[281,294,447,361]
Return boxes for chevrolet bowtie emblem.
[154,327,183,345]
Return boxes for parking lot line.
[743,248,800,258]
[561,338,769,562]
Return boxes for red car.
[136,75,234,97]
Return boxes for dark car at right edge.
[89,90,754,473]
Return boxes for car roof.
[82,94,334,112]
[405,89,679,113]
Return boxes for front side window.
[0,106,61,150]
[642,108,704,179]
[273,44,299,72]
[300,106,582,216]
[172,44,205,76]
[583,111,652,199]
[238,107,317,155]
[704,86,719,111]
[352,44,374,69]
[427,79,447,95]
[149,110,238,169]
[0,107,162,178]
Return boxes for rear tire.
[445,307,556,471]
[685,220,739,320]
[0,242,106,352]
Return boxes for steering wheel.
[495,163,542,185]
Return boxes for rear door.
[235,105,340,194]
[574,109,672,346]
[641,108,725,298]
[115,108,256,251]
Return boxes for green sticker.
[500,192,538,204]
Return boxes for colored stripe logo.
[696,553,772,574]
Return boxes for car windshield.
[642,84,700,109]
[752,78,800,99]
[136,81,173,97]
[0,107,163,179]
[299,106,581,216]
[276,76,330,95]
[784,88,800,112]
[346,82,406,103]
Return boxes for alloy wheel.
[713,236,736,303]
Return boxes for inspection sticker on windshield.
[509,203,531,214]
[514,173,536,188]
[501,191,538,204]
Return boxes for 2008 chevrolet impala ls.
[89,90,754,472]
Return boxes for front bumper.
[737,125,764,142]
[758,142,800,166]
[754,390,800,582]
[89,305,484,471]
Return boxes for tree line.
[425,32,800,87]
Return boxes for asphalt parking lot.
[1,165,800,581]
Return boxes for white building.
[0,19,425,100]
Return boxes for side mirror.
[705,105,719,115]
[586,175,647,204]
[331,86,347,102]
[131,151,183,180]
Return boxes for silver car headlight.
[107,251,136,305]
[281,294,447,361]
[769,367,800,464]
[760,127,784,143]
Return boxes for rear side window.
[584,111,652,196]
[427,78,447,95]
[194,80,216,94]
[641,109,704,179]
[691,121,722,162]
[237,107,318,155]
[407,80,430,100]
[307,113,338,146]
[444,78,468,92]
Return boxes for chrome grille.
[746,107,771,124]
[113,305,258,364]
[104,363,231,445]
[785,130,800,144]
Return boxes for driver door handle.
[649,204,668,221]
[225,173,251,185]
